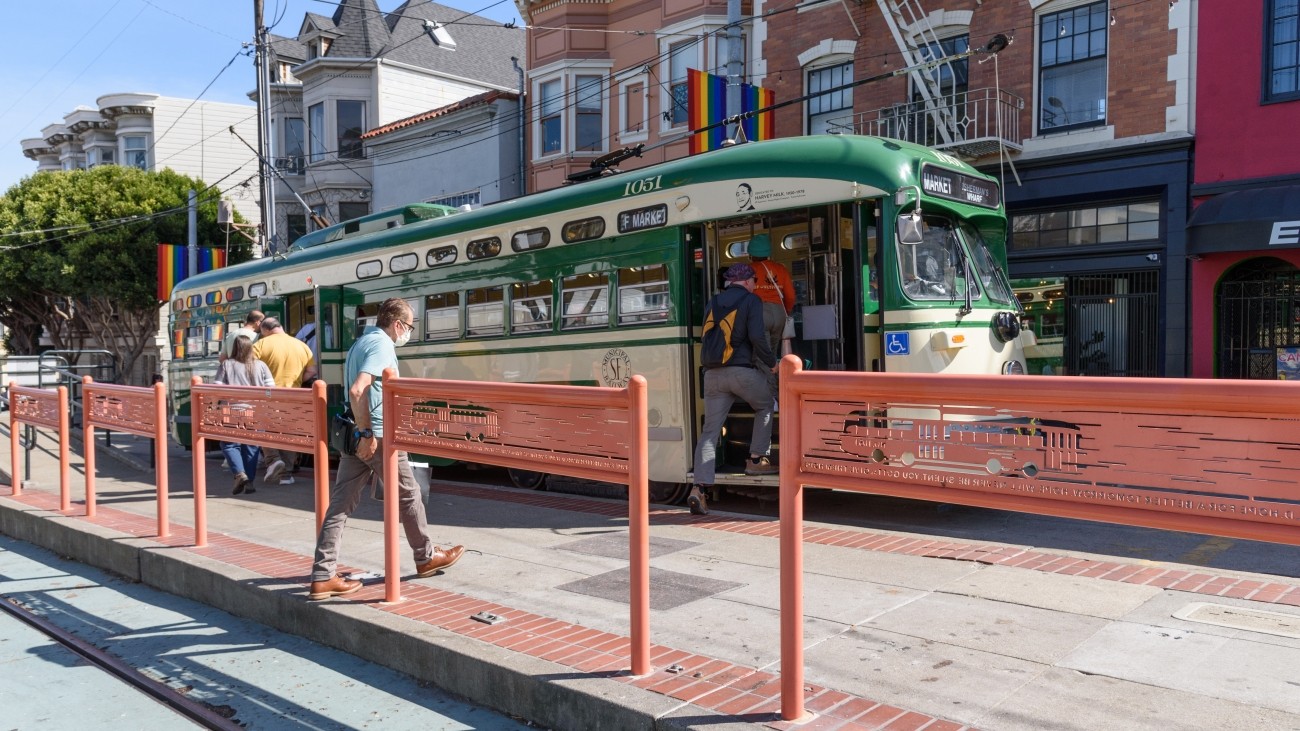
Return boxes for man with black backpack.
[689,263,779,515]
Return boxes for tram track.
[0,593,243,731]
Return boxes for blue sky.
[0,0,522,193]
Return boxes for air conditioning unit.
[275,156,302,174]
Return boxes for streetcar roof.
[174,135,996,298]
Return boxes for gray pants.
[693,365,774,485]
[311,438,433,581]
[760,301,787,356]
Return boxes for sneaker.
[744,456,778,476]
[687,485,710,515]
[232,472,249,495]
[278,476,296,486]
[263,459,287,483]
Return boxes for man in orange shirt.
[748,233,795,357]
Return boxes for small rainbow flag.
[688,68,775,155]
[157,243,227,301]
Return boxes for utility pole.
[187,189,198,278]
[726,0,742,142]
[253,0,275,258]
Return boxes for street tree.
[0,166,250,381]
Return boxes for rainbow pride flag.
[688,68,775,155]
[157,243,227,300]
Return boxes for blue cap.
[724,263,756,282]
[747,233,771,257]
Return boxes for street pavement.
[3,428,1300,730]
[0,533,535,731]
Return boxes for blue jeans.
[221,442,262,481]
[692,365,774,485]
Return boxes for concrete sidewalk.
[3,431,1300,730]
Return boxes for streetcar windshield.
[959,222,1017,306]
[898,216,974,302]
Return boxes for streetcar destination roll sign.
[617,203,669,233]
[920,165,1001,209]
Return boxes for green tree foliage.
[0,166,250,381]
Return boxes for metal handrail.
[826,87,1024,158]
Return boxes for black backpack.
[700,301,737,368]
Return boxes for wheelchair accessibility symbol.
[885,332,910,356]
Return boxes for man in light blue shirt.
[309,298,465,600]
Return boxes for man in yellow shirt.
[253,316,316,482]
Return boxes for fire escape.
[828,0,1023,159]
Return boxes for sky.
[0,0,523,193]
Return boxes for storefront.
[1186,184,1300,379]
[991,142,1192,377]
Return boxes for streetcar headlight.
[1002,360,1026,375]
[992,311,1021,343]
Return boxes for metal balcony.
[826,87,1024,159]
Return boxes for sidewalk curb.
[0,496,712,731]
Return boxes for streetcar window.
[205,291,222,305]
[188,295,202,308]
[466,286,505,337]
[425,292,461,340]
[185,325,204,359]
[322,304,339,349]
[249,282,267,298]
[727,241,747,259]
[206,324,224,356]
[356,260,382,279]
[427,245,458,267]
[172,329,185,359]
[390,253,418,273]
[467,236,501,260]
[899,217,974,302]
[511,227,551,252]
[561,273,609,329]
[354,303,379,337]
[782,232,809,250]
[511,280,553,333]
[226,286,244,302]
[618,265,670,324]
[561,217,605,243]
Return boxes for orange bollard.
[9,380,20,496]
[190,376,207,547]
[154,381,169,538]
[57,385,70,513]
[82,377,97,518]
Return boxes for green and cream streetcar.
[168,135,1029,501]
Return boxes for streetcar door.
[256,297,285,326]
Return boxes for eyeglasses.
[399,320,414,331]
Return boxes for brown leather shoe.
[308,575,361,600]
[416,544,465,578]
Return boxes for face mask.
[395,328,412,347]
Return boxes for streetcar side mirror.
[897,213,923,245]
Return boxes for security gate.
[1217,258,1300,379]
[1066,271,1161,377]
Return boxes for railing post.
[8,380,18,496]
[382,367,401,603]
[779,354,807,722]
[190,376,207,547]
[154,381,170,538]
[312,379,328,535]
[57,385,70,512]
[82,376,96,518]
[627,375,650,676]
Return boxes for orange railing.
[7,382,69,506]
[381,369,652,676]
[190,378,329,547]
[775,355,1300,721]
[82,376,169,534]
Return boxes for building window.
[539,79,562,154]
[286,214,307,244]
[668,40,694,126]
[621,80,646,136]
[308,103,325,163]
[1039,1,1108,132]
[337,100,365,159]
[807,61,852,134]
[1011,200,1161,251]
[914,35,969,100]
[338,201,368,222]
[123,136,147,169]
[282,118,304,174]
[575,75,604,151]
[429,190,480,209]
[1268,0,1300,100]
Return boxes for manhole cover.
[1174,602,1300,639]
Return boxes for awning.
[1187,184,1300,254]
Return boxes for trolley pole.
[725,0,742,141]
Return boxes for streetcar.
[167,135,1029,502]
